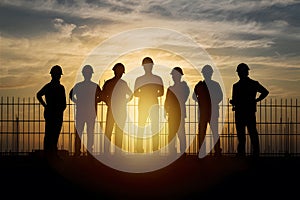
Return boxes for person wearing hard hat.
[101,63,133,155]
[193,64,223,157]
[230,63,269,158]
[134,57,164,153]
[69,65,102,156]
[36,65,66,161]
[164,67,190,156]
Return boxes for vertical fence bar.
[296,99,298,153]
[33,97,35,151]
[0,97,2,153]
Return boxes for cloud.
[52,18,76,38]
[0,0,300,98]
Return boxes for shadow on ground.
[1,154,299,199]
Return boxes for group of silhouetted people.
[36,56,269,161]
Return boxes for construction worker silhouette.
[102,63,133,155]
[36,65,66,160]
[165,67,190,155]
[230,63,269,157]
[193,65,223,157]
[69,65,102,156]
[134,57,164,153]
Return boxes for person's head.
[112,63,125,78]
[82,65,94,80]
[50,65,63,81]
[142,57,154,73]
[170,66,184,83]
[236,63,249,79]
[201,65,213,80]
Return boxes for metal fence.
[0,96,299,156]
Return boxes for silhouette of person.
[164,67,190,156]
[193,65,223,157]
[134,57,164,153]
[102,63,133,155]
[230,63,269,157]
[69,65,102,156]
[36,65,66,160]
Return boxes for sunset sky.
[1,0,300,100]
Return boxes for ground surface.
[0,154,299,199]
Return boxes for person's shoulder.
[91,81,100,86]
[211,80,220,85]
[181,81,189,88]
[74,81,84,87]
[153,74,163,80]
[195,80,204,88]
[248,78,260,86]
[233,81,239,86]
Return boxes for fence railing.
[0,96,299,156]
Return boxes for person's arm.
[101,81,109,104]
[69,87,77,103]
[62,87,67,111]
[126,84,133,103]
[256,82,269,102]
[193,81,201,102]
[133,78,141,97]
[183,82,190,103]
[157,78,164,97]
[216,83,223,104]
[230,85,236,111]
[95,85,102,103]
[36,86,47,108]
[164,89,170,117]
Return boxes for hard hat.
[50,65,63,75]
[142,57,154,65]
[112,63,125,73]
[236,63,250,72]
[171,67,184,75]
[201,65,213,74]
[82,65,94,74]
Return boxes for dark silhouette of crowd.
[37,59,268,161]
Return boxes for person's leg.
[168,116,178,155]
[247,113,260,157]
[198,114,208,156]
[177,118,186,155]
[210,115,222,156]
[235,112,246,157]
[114,109,126,153]
[150,104,160,152]
[75,115,85,156]
[136,105,148,153]
[104,108,114,154]
[53,117,63,155]
[86,116,96,155]
[45,116,62,159]
[44,119,52,157]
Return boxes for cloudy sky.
[1,0,300,100]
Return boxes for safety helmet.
[82,65,94,74]
[201,65,213,74]
[171,67,184,75]
[236,63,250,72]
[142,57,154,65]
[50,65,63,75]
[112,63,125,73]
